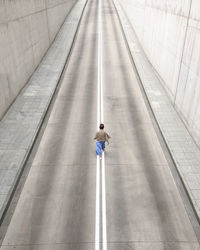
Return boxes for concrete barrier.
[0,0,77,120]
[120,0,200,147]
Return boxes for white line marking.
[95,0,102,247]
[95,0,107,247]
[99,0,107,247]
[102,152,107,250]
[99,0,104,124]
[95,156,100,250]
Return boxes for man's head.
[99,123,104,130]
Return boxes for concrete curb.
[113,0,200,222]
[0,0,88,224]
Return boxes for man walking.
[94,124,111,160]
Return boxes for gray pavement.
[1,0,200,249]
[0,0,87,223]
[113,0,200,223]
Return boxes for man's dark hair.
[99,123,104,130]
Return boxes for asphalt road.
[1,0,200,249]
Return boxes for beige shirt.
[94,130,111,142]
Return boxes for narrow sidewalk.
[114,0,200,222]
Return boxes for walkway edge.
[0,0,88,224]
[113,0,200,223]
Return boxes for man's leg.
[96,141,102,159]
[102,141,105,151]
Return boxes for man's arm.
[94,132,97,140]
[106,133,111,139]
[106,133,111,144]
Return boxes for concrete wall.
[0,0,76,119]
[120,0,200,146]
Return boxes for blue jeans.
[96,141,105,156]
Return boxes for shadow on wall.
[0,0,77,120]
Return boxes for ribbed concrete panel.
[142,2,189,99]
[47,1,76,42]
[0,0,76,120]
[120,0,200,147]
[175,0,200,144]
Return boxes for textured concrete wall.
[121,0,200,146]
[0,0,76,119]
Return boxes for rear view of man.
[94,124,111,160]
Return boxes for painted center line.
[95,0,107,248]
